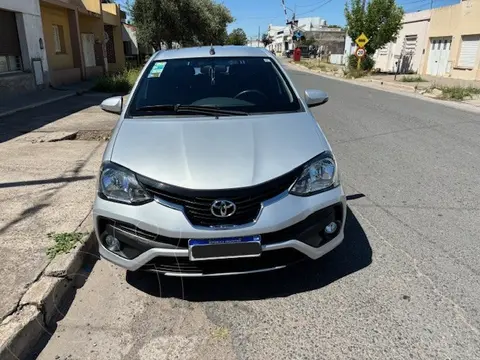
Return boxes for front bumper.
[93,186,346,276]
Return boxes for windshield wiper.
[134,104,248,116]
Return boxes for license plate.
[188,235,261,261]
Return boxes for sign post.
[355,47,366,70]
[354,33,369,70]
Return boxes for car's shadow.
[126,206,372,301]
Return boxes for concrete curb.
[0,92,77,119]
[0,231,97,360]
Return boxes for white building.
[267,17,336,54]
[0,0,48,96]
[246,39,264,48]
[373,10,432,73]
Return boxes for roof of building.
[153,46,273,60]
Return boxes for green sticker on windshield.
[148,61,166,78]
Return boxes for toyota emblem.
[210,200,236,218]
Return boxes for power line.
[297,0,335,16]
[295,0,327,8]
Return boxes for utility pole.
[362,0,367,12]
[258,26,261,47]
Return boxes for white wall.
[122,24,139,55]
[373,10,431,73]
[1,0,48,82]
[15,12,48,72]
[0,0,40,15]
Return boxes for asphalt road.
[32,69,480,360]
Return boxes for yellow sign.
[355,33,369,48]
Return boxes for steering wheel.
[234,89,268,102]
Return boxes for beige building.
[422,0,480,80]
[102,0,125,73]
[373,10,431,74]
[40,0,105,86]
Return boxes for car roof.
[152,46,273,61]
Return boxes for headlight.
[290,152,340,196]
[99,162,152,205]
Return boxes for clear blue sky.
[223,0,459,39]
[118,0,460,39]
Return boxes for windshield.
[127,56,302,116]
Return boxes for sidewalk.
[0,81,95,119]
[0,93,118,359]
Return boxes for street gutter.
[0,232,97,360]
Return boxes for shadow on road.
[126,207,372,301]
[0,92,112,143]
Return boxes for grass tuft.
[400,75,427,83]
[438,86,480,101]
[93,68,141,93]
[46,232,86,259]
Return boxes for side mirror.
[304,89,329,108]
[100,96,123,114]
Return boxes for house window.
[457,35,480,69]
[52,24,66,54]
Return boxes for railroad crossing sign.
[355,47,366,58]
[355,33,369,48]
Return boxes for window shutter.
[458,35,480,68]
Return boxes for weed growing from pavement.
[298,59,339,72]
[46,232,86,259]
[439,86,480,101]
[400,75,427,83]
[211,327,229,340]
[93,68,141,93]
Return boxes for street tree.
[261,33,273,47]
[226,28,248,46]
[131,0,233,49]
[345,0,404,67]
[301,36,317,47]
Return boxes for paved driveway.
[33,70,480,360]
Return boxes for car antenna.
[209,44,215,55]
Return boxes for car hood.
[110,113,330,189]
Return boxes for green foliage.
[347,54,375,71]
[345,0,404,54]
[401,75,427,82]
[438,86,480,101]
[227,28,248,45]
[93,68,141,93]
[46,232,86,259]
[262,33,273,47]
[345,68,366,79]
[131,0,234,49]
[301,36,317,47]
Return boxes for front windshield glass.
[128,56,302,116]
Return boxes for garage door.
[427,37,452,76]
[457,35,480,69]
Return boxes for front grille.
[142,248,307,275]
[137,168,302,227]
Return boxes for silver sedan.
[94,45,346,277]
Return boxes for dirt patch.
[72,130,112,141]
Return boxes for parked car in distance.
[95,46,346,277]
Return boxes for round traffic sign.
[355,48,366,58]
